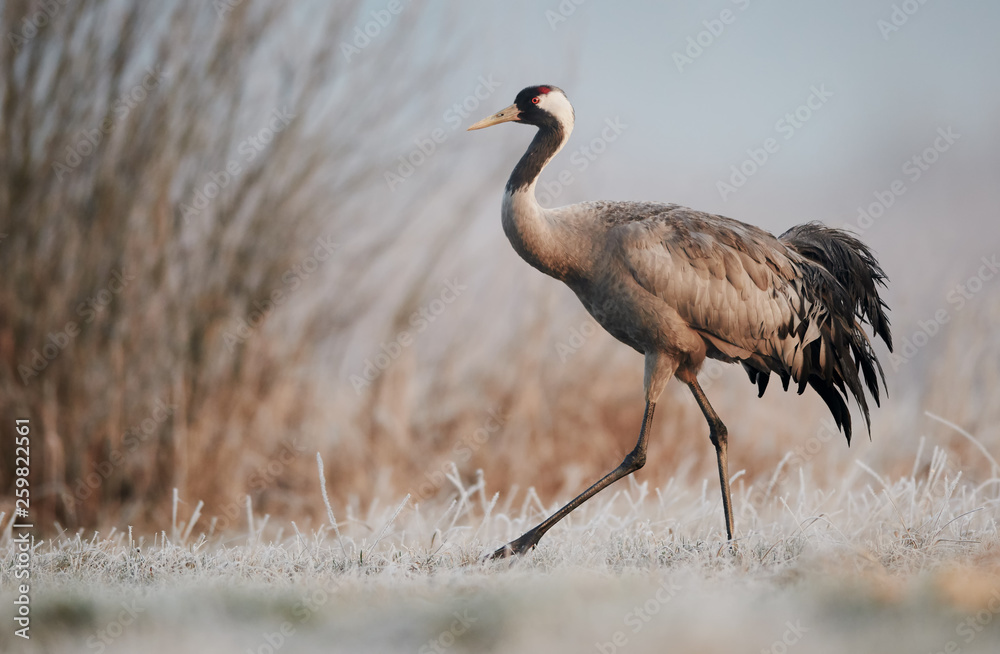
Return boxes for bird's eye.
[532,96,540,104]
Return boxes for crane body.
[469,85,892,559]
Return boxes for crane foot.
[488,529,541,560]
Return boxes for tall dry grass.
[0,0,497,531]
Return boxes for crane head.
[467,85,574,133]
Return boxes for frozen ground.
[3,447,1000,654]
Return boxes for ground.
[3,452,1000,654]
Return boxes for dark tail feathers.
[778,222,893,443]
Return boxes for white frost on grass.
[2,445,1000,654]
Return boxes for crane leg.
[687,379,734,541]
[489,401,657,560]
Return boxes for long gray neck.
[502,122,583,282]
[505,123,566,194]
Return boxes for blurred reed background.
[0,0,997,535]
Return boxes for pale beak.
[467,104,520,131]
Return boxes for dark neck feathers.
[505,118,565,194]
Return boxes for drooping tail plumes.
[777,222,893,443]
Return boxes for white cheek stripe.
[538,91,575,132]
